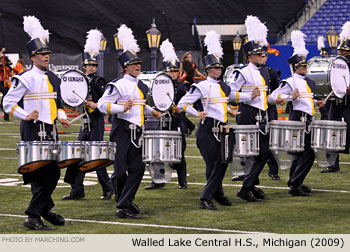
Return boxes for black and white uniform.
[227,62,271,189]
[264,66,281,176]
[64,73,113,197]
[3,65,67,218]
[178,77,231,202]
[98,74,154,209]
[269,73,316,187]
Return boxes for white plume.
[117,24,140,53]
[204,30,223,58]
[23,16,49,42]
[84,29,102,55]
[245,15,268,46]
[291,30,308,57]
[340,21,350,40]
[160,39,178,62]
[317,36,325,51]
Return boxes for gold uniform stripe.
[47,76,57,124]
[107,102,112,116]
[305,80,315,116]
[138,88,144,126]
[261,75,268,111]
[236,92,240,103]
[10,105,19,117]
[219,85,228,123]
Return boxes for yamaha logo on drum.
[154,79,170,85]
[62,76,84,82]
[333,63,347,70]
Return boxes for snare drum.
[16,141,57,174]
[269,120,305,153]
[79,141,111,172]
[146,73,174,112]
[142,130,182,163]
[60,69,89,107]
[311,120,347,151]
[231,125,259,157]
[57,141,84,168]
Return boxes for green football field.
[0,113,350,234]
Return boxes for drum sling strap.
[220,125,234,164]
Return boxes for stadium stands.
[302,0,350,43]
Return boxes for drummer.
[178,31,233,210]
[144,39,188,190]
[3,16,70,230]
[268,30,324,196]
[227,16,272,202]
[321,21,350,174]
[62,29,113,201]
[97,24,161,219]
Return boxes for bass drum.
[328,56,350,98]
[60,69,89,107]
[147,73,174,112]
[306,56,335,99]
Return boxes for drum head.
[60,70,88,107]
[329,56,350,98]
[149,73,174,112]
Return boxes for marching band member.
[269,30,324,196]
[178,31,232,210]
[144,39,188,190]
[262,45,281,181]
[3,16,70,230]
[321,22,350,174]
[227,16,272,202]
[62,29,113,200]
[97,24,161,219]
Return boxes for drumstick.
[34,78,44,123]
[322,90,334,104]
[202,85,212,124]
[72,90,85,102]
[166,92,175,106]
[70,113,86,123]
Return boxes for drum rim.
[269,120,305,126]
[311,119,347,126]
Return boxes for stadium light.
[233,31,242,64]
[146,18,161,71]
[327,25,338,55]
[113,32,123,77]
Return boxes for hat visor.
[127,58,143,65]
[207,63,224,69]
[337,46,350,51]
[83,60,98,65]
[34,48,52,55]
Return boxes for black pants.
[196,118,228,201]
[288,131,314,187]
[326,100,350,170]
[287,111,315,187]
[110,118,145,209]
[64,114,112,196]
[237,104,270,189]
[25,163,60,217]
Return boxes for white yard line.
[0,213,273,234]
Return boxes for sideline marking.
[0,213,274,234]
